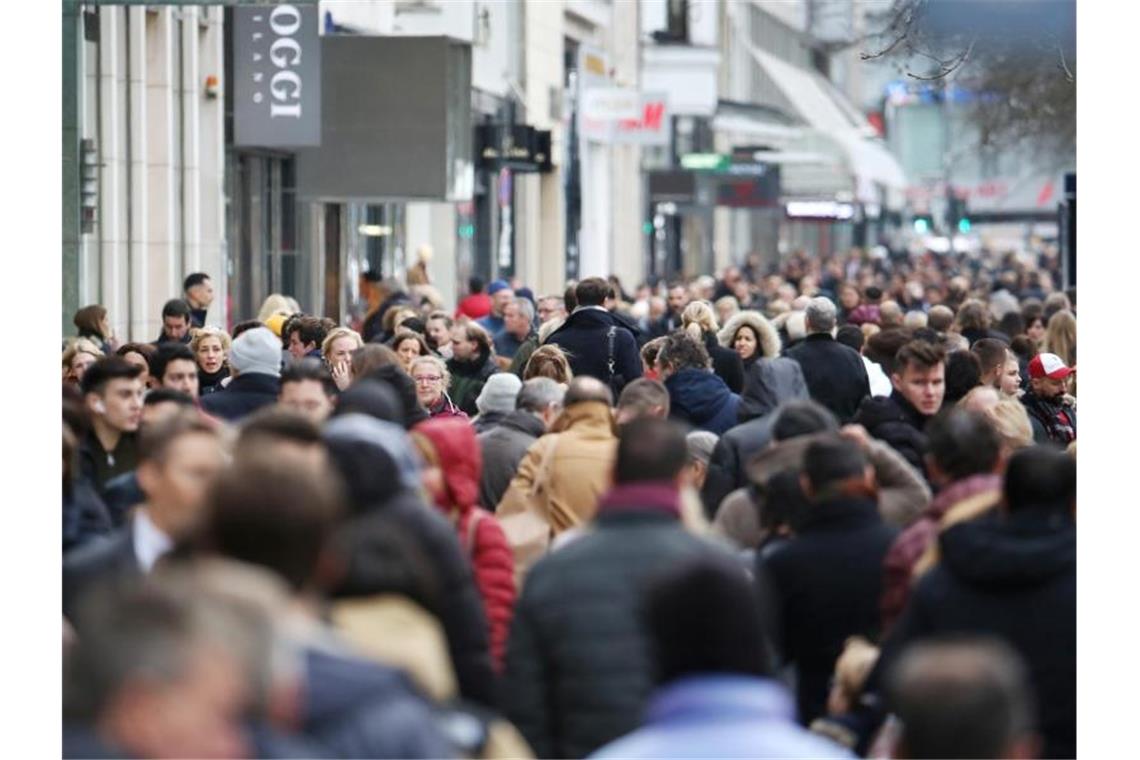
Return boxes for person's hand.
[332,361,352,391]
[839,424,872,451]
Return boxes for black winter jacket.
[502,510,721,758]
[447,350,498,418]
[784,334,870,424]
[700,415,777,519]
[62,478,113,553]
[702,332,745,394]
[878,512,1076,759]
[852,391,931,476]
[547,307,643,396]
[755,497,897,725]
[199,372,281,422]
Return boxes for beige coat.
[495,400,618,535]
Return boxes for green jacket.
[448,350,499,417]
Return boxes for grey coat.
[478,411,546,511]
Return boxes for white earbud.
[94,400,107,414]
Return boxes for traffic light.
[946,194,970,234]
[913,215,932,234]
[957,216,972,233]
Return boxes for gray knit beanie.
[229,327,282,377]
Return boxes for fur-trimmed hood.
[718,310,781,359]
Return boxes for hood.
[718,310,781,359]
[940,513,1076,589]
[665,369,736,422]
[412,417,482,512]
[323,414,422,511]
[551,399,617,437]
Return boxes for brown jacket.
[711,434,930,548]
[495,401,618,535]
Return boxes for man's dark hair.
[617,378,671,418]
[614,417,688,484]
[116,342,156,362]
[204,450,343,591]
[364,365,429,428]
[361,269,384,284]
[911,326,942,346]
[926,408,1001,481]
[1004,446,1076,515]
[288,315,328,350]
[895,340,946,375]
[332,378,403,425]
[231,320,264,340]
[139,410,216,464]
[161,298,192,322]
[575,277,610,308]
[771,400,838,442]
[468,276,485,294]
[647,556,773,685]
[802,435,867,492]
[399,316,426,335]
[998,311,1025,339]
[563,376,614,408]
[887,637,1035,760]
[656,331,710,373]
[281,358,337,398]
[563,282,579,312]
[866,331,913,373]
[972,338,1010,377]
[150,343,196,383]
[1008,335,1038,363]
[143,388,195,409]
[944,350,982,406]
[236,407,324,450]
[182,273,210,292]
[80,357,144,396]
[835,324,865,352]
[759,470,809,534]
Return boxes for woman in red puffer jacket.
[411,417,516,671]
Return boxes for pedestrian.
[719,310,809,422]
[424,310,454,360]
[954,299,1007,346]
[614,378,670,426]
[72,304,114,355]
[150,343,200,400]
[714,295,740,326]
[182,272,214,328]
[493,297,538,366]
[836,324,892,398]
[391,329,432,372]
[656,331,740,435]
[1021,352,1076,445]
[200,326,282,422]
[114,343,155,389]
[755,435,899,725]
[322,413,497,707]
[76,357,144,495]
[411,418,517,671]
[64,410,224,622]
[278,360,337,425]
[190,327,231,396]
[684,431,718,492]
[942,348,982,407]
[591,556,847,759]
[681,301,744,393]
[1043,309,1076,374]
[321,326,363,391]
[62,338,104,386]
[647,282,688,339]
[477,280,514,336]
[502,418,725,758]
[411,355,467,419]
[478,377,565,512]
[447,319,499,416]
[456,276,492,320]
[472,373,523,434]
[785,297,870,424]
[154,298,193,345]
[853,340,946,475]
[62,423,112,554]
[521,344,574,384]
[880,408,1004,633]
[546,277,643,396]
[876,447,1075,758]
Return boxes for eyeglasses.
[414,375,443,385]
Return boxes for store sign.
[580,92,670,145]
[786,200,856,220]
[234,4,321,147]
[475,125,552,173]
[582,87,641,121]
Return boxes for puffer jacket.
[664,368,740,435]
[852,391,932,476]
[447,350,499,418]
[414,418,516,672]
[496,401,618,534]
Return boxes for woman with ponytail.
[681,301,745,393]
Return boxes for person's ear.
[890,372,903,392]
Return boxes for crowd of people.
[61,245,1076,759]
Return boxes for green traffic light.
[958,218,971,233]
[914,218,929,234]
[642,221,654,235]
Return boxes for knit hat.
[488,279,511,296]
[229,327,282,377]
[476,373,522,415]
[686,431,719,467]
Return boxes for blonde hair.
[682,301,719,341]
[1043,310,1076,368]
[714,295,740,319]
[257,293,296,323]
[321,327,364,358]
[986,397,1034,451]
[833,636,880,701]
[62,337,104,371]
[524,345,573,384]
[190,326,232,355]
[410,355,451,388]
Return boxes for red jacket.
[456,293,492,320]
[880,473,1001,632]
[414,417,516,670]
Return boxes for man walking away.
[183,272,214,328]
[546,277,643,397]
[785,297,870,423]
[200,327,282,422]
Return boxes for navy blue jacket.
[199,372,281,423]
[664,368,741,435]
[62,478,113,553]
[547,307,643,396]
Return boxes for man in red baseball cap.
[1020,352,1076,445]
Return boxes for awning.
[748,47,908,202]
